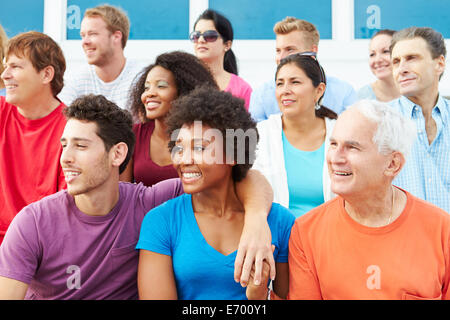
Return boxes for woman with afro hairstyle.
[120,51,218,186]
[190,9,252,109]
[136,85,294,300]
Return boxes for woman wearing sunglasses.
[357,29,400,102]
[253,53,337,218]
[120,51,218,186]
[190,9,252,110]
[136,86,294,300]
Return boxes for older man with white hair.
[247,99,450,300]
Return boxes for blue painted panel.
[66,0,190,40]
[355,0,450,39]
[0,0,44,37]
[209,0,332,40]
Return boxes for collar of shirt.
[397,94,449,122]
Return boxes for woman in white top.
[357,29,400,102]
[253,53,337,217]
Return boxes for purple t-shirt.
[0,180,183,300]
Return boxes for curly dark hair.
[64,94,135,174]
[166,85,258,182]
[129,51,218,122]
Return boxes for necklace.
[387,186,395,225]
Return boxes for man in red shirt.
[0,31,67,245]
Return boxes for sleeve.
[0,206,42,284]
[341,83,358,111]
[135,203,173,256]
[443,227,450,300]
[140,178,184,213]
[287,220,323,300]
[249,84,268,122]
[272,204,295,263]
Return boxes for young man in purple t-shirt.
[0,94,275,300]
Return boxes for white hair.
[347,99,417,158]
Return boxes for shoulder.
[143,193,188,224]
[257,114,281,131]
[231,74,252,89]
[268,203,296,227]
[326,76,354,91]
[407,192,450,221]
[13,190,71,226]
[252,79,274,95]
[357,84,375,100]
[294,197,342,231]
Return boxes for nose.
[60,145,75,166]
[1,66,10,81]
[326,143,345,166]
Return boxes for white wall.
[44,0,450,96]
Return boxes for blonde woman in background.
[0,24,8,96]
[357,29,400,102]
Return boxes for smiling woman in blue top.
[136,85,295,300]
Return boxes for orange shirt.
[288,191,450,300]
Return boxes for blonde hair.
[0,24,8,88]
[273,17,320,48]
[84,4,130,49]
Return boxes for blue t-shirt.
[282,131,325,217]
[136,193,295,300]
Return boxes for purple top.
[0,180,183,300]
[133,121,178,186]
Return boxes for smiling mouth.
[64,170,81,183]
[334,171,352,176]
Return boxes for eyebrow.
[329,137,363,148]
[60,137,92,143]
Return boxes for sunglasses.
[287,51,326,84]
[189,30,220,43]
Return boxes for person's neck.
[406,87,439,121]
[16,91,61,120]
[192,176,244,217]
[344,185,401,227]
[373,77,400,102]
[282,110,324,139]
[94,54,126,83]
[204,58,229,90]
[74,175,120,216]
[153,118,169,141]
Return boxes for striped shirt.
[390,95,450,213]
[58,59,146,110]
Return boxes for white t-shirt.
[59,59,146,110]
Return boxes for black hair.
[194,9,238,75]
[129,51,218,122]
[64,94,135,174]
[276,54,337,120]
[166,85,258,182]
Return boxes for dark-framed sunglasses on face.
[189,30,220,43]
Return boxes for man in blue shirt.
[389,27,449,213]
[249,17,357,122]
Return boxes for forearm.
[0,277,28,300]
[235,169,273,219]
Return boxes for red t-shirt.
[288,191,450,300]
[0,97,67,244]
[132,121,178,187]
